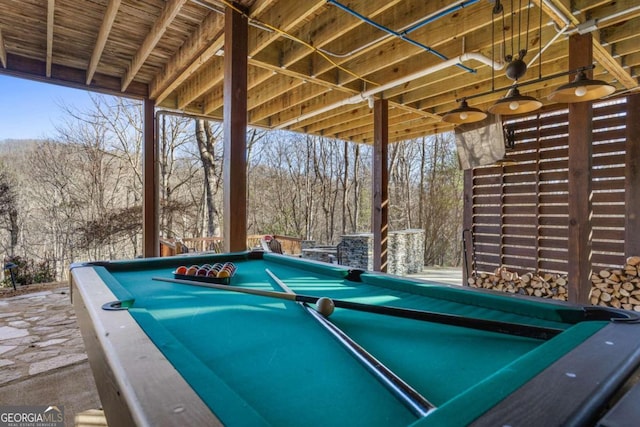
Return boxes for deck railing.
[160,235,302,256]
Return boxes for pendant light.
[488,0,542,116]
[442,99,487,124]
[547,70,615,103]
[488,87,542,115]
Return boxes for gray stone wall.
[299,230,425,275]
[339,234,373,271]
[339,230,424,275]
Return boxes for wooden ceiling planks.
[0,0,638,143]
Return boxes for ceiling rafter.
[151,0,275,104]
[533,0,636,89]
[201,0,492,125]
[196,0,405,117]
[87,0,121,85]
[280,0,405,69]
[46,0,55,78]
[150,9,224,102]
[121,0,189,92]
[174,0,325,110]
[3,0,638,144]
[600,17,640,46]
[245,0,326,59]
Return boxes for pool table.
[70,251,640,427]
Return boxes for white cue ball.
[316,297,335,317]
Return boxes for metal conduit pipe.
[541,0,571,27]
[326,0,475,73]
[275,52,504,130]
[320,0,479,58]
[526,23,570,70]
[401,0,479,35]
[563,5,640,37]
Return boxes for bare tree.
[195,119,222,237]
[0,162,19,256]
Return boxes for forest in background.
[0,95,464,283]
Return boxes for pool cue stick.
[152,276,563,340]
[265,268,435,417]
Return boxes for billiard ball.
[217,270,231,278]
[316,297,335,317]
[175,266,188,275]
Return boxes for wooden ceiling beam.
[201,64,276,113]
[600,18,640,45]
[203,55,355,116]
[309,0,496,86]
[593,42,637,88]
[121,0,188,92]
[152,0,274,106]
[0,27,6,68]
[322,110,417,139]
[250,82,348,123]
[376,22,562,103]
[336,111,429,141]
[199,0,457,118]
[247,0,325,58]
[176,56,224,109]
[571,0,611,15]
[175,1,323,110]
[279,0,404,68]
[150,9,224,102]
[532,0,636,89]
[0,52,148,98]
[310,105,374,136]
[351,120,451,144]
[624,52,640,69]
[284,101,433,135]
[398,38,569,112]
[86,0,121,85]
[584,0,640,27]
[247,75,306,110]
[611,37,640,58]
[46,0,55,78]
[243,1,501,126]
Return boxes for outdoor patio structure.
[0,0,638,304]
[2,1,640,426]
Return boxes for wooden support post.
[567,34,593,304]
[462,169,473,284]
[143,98,159,257]
[372,99,388,272]
[223,4,248,252]
[625,93,640,257]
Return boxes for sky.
[0,74,96,140]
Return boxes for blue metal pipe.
[401,0,480,35]
[326,0,476,74]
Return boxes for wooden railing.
[161,235,302,256]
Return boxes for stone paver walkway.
[0,286,88,386]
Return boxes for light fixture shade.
[441,100,487,124]
[488,88,542,116]
[547,71,615,103]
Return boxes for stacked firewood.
[468,267,568,300]
[589,256,640,311]
[468,256,640,311]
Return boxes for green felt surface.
[96,252,604,426]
